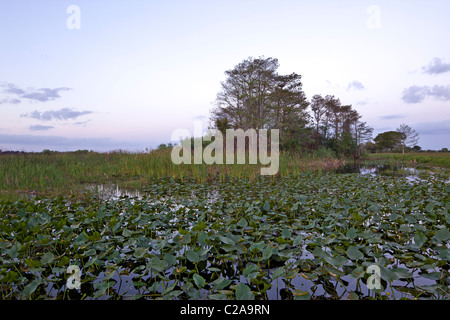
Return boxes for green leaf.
[85,257,98,268]
[243,264,258,278]
[281,229,292,239]
[83,249,96,257]
[346,246,364,261]
[434,228,450,242]
[293,289,311,300]
[412,231,427,248]
[262,246,273,260]
[193,273,206,288]
[262,201,271,212]
[350,266,365,279]
[27,217,38,229]
[186,250,200,263]
[25,259,41,269]
[7,242,21,259]
[212,278,232,290]
[122,228,133,237]
[249,241,265,252]
[346,228,358,239]
[163,253,177,267]
[208,293,228,300]
[74,232,88,245]
[379,265,399,282]
[40,252,55,265]
[293,234,303,246]
[219,236,235,245]
[192,221,207,232]
[237,218,248,228]
[148,257,168,273]
[133,248,147,259]
[272,267,284,280]
[197,231,208,245]
[235,283,254,300]
[57,256,70,267]
[392,268,413,279]
[22,278,42,297]
[346,292,359,300]
[438,248,450,261]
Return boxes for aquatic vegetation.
[0,149,341,200]
[0,172,448,300]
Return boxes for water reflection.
[84,183,142,200]
[336,162,424,181]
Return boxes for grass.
[0,148,342,200]
[365,152,450,169]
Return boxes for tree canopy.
[210,56,373,156]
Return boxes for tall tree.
[211,56,310,150]
[310,94,327,135]
[396,123,419,155]
[212,56,279,130]
[374,131,404,152]
[354,121,373,158]
[268,73,310,148]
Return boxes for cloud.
[0,98,21,104]
[379,114,406,120]
[2,83,25,95]
[401,86,429,103]
[401,85,450,104]
[347,81,365,91]
[0,82,71,103]
[21,87,71,102]
[21,108,93,121]
[422,58,450,75]
[355,99,369,106]
[29,125,54,131]
[428,85,450,101]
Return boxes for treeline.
[210,56,373,158]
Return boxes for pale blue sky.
[0,0,449,151]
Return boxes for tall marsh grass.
[0,148,342,198]
[365,152,450,169]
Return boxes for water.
[335,162,449,182]
[75,163,448,300]
[83,183,142,200]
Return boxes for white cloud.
[401,85,450,104]
[21,108,93,121]
[422,58,450,75]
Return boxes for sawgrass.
[0,148,342,199]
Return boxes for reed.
[0,148,342,199]
[365,152,450,169]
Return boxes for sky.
[0,0,449,152]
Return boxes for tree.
[310,94,327,135]
[268,73,310,149]
[212,56,279,130]
[211,56,310,150]
[374,131,404,152]
[353,121,373,158]
[364,141,377,153]
[396,124,419,155]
